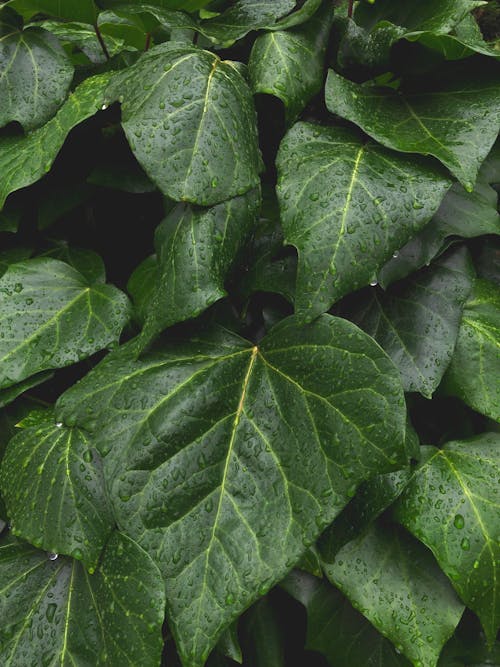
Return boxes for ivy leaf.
[101,0,213,12]
[56,314,407,666]
[378,154,500,288]
[0,23,73,131]
[321,522,465,667]
[39,19,125,64]
[325,66,500,190]
[394,434,500,644]
[0,371,53,409]
[141,189,260,342]
[354,0,485,34]
[127,255,158,324]
[0,73,112,210]
[0,532,165,666]
[276,122,451,321]
[442,280,500,421]
[282,569,411,666]
[0,247,32,277]
[239,598,285,667]
[249,2,333,123]
[0,419,114,571]
[106,43,263,206]
[39,245,106,283]
[0,257,131,391]
[349,247,474,397]
[5,0,99,24]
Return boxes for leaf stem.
[348,0,354,18]
[145,32,152,51]
[94,23,110,60]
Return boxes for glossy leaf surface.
[395,434,500,644]
[0,532,165,666]
[0,258,131,390]
[56,314,407,666]
[5,0,99,24]
[276,122,451,320]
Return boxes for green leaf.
[276,122,451,321]
[100,0,212,12]
[5,0,98,24]
[0,531,165,666]
[0,257,131,391]
[249,2,333,123]
[0,419,114,570]
[0,73,112,210]
[0,23,73,131]
[106,43,263,206]
[141,189,260,343]
[321,522,465,667]
[282,569,411,666]
[39,244,106,283]
[378,155,500,288]
[349,247,474,398]
[0,201,22,234]
[0,247,32,277]
[127,255,158,324]
[240,598,285,667]
[56,314,407,666]
[354,0,485,33]
[40,19,125,64]
[394,434,500,644]
[325,66,500,190]
[0,371,53,409]
[217,622,242,664]
[442,279,500,421]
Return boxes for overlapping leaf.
[325,66,500,189]
[0,73,112,210]
[395,434,500,644]
[276,122,451,320]
[249,2,333,123]
[349,247,474,397]
[0,418,113,570]
[0,22,73,131]
[106,43,263,206]
[141,188,260,343]
[0,532,165,666]
[56,314,407,666]
[442,280,500,421]
[321,522,465,667]
[0,257,131,390]
[5,0,98,24]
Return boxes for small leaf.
[0,532,165,666]
[0,371,53,409]
[141,189,260,342]
[394,434,500,644]
[56,314,407,666]
[39,19,125,64]
[282,569,411,666]
[321,522,465,667]
[249,2,333,123]
[127,255,159,324]
[0,419,114,570]
[240,598,285,667]
[276,122,451,320]
[442,280,500,421]
[39,245,106,283]
[0,73,112,210]
[349,247,474,397]
[107,43,263,206]
[325,65,500,189]
[0,257,131,391]
[0,23,73,131]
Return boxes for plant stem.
[145,33,152,51]
[94,24,110,60]
[348,0,354,18]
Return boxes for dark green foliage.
[0,1,498,666]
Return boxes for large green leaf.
[0,531,165,666]
[56,314,407,666]
[325,66,500,190]
[394,434,500,644]
[141,189,260,343]
[349,247,474,398]
[0,73,112,210]
[354,0,485,33]
[378,154,500,288]
[0,22,73,131]
[321,522,465,667]
[40,20,125,64]
[106,43,263,207]
[442,280,500,421]
[276,122,451,321]
[0,257,131,391]
[0,419,114,571]
[5,0,98,23]
[249,2,333,123]
[282,569,411,666]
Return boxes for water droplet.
[56,422,63,428]
[453,514,464,529]
[460,537,470,551]
[47,552,58,561]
